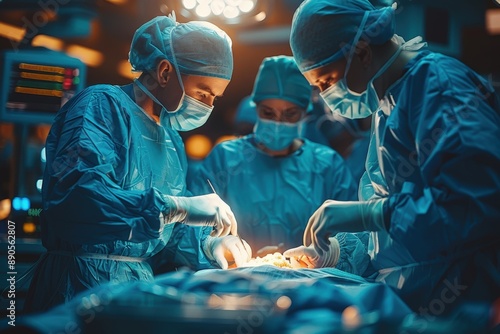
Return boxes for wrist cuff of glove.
[316,237,340,268]
[202,235,217,262]
[324,237,341,268]
[162,195,187,224]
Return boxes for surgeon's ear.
[157,59,173,87]
[354,41,372,69]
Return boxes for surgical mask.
[162,94,213,131]
[254,118,301,151]
[320,13,402,119]
[134,76,213,132]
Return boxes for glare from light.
[23,222,36,234]
[254,11,266,22]
[36,179,43,192]
[13,197,21,211]
[486,9,500,35]
[211,0,225,15]
[215,135,237,144]
[66,44,104,67]
[41,147,46,163]
[239,0,254,13]
[32,35,64,51]
[276,295,292,310]
[105,0,127,4]
[183,0,197,10]
[0,199,11,220]
[196,4,212,17]
[226,0,241,6]
[223,5,240,19]
[342,306,361,330]
[185,134,212,160]
[0,22,25,41]
[118,59,141,80]
[181,0,261,23]
[13,197,30,211]
[21,197,30,211]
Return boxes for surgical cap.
[251,55,312,109]
[290,0,396,73]
[129,15,233,80]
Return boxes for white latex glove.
[203,235,252,269]
[283,237,340,269]
[304,198,387,254]
[165,194,237,237]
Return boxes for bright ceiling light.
[211,0,225,15]
[226,0,241,6]
[182,0,197,10]
[196,4,211,17]
[174,0,270,26]
[239,0,254,13]
[223,5,240,19]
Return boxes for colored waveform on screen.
[19,71,64,82]
[15,86,63,98]
[19,63,65,75]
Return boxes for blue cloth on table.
[4,267,412,333]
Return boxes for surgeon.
[24,14,251,313]
[189,55,368,271]
[283,0,500,312]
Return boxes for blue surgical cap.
[129,15,233,80]
[290,0,396,73]
[251,55,312,109]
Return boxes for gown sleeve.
[42,87,173,246]
[386,57,500,260]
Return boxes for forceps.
[206,179,246,250]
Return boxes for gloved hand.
[304,198,387,254]
[283,237,340,269]
[203,235,252,269]
[164,194,237,237]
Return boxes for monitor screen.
[0,48,86,124]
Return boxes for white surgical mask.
[320,13,401,119]
[254,118,301,151]
[134,74,213,132]
[162,94,213,131]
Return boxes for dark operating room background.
[0,0,499,315]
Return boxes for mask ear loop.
[165,26,186,114]
[344,12,369,82]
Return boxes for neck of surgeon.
[369,39,419,99]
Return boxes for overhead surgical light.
[169,0,273,26]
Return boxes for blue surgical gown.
[189,136,370,274]
[24,84,213,312]
[349,51,500,311]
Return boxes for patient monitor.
[0,47,86,124]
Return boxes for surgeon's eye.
[197,91,208,99]
[318,77,335,92]
[257,107,276,120]
[283,109,303,123]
